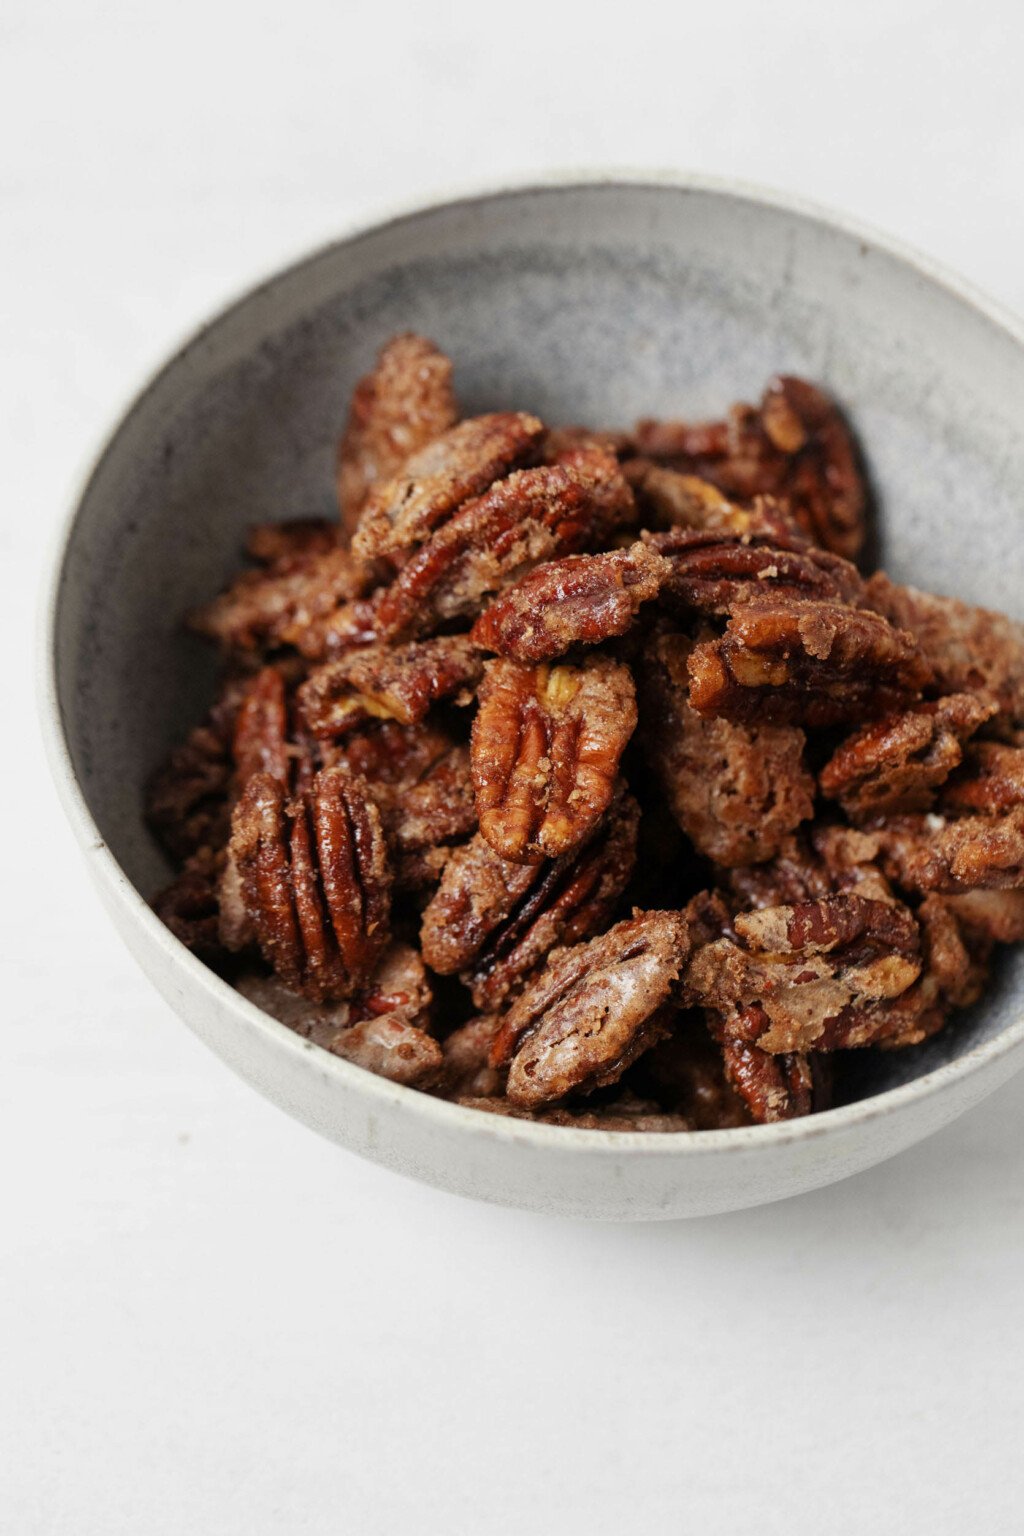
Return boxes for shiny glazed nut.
[720,1040,816,1123]
[230,767,392,1002]
[189,545,371,657]
[471,542,670,663]
[297,636,484,737]
[471,655,637,862]
[336,334,458,535]
[649,527,863,616]
[494,910,692,1107]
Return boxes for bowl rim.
[37,168,1024,1157]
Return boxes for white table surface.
[4,2,1024,1530]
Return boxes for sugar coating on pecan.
[146,695,237,861]
[230,767,392,1002]
[541,436,637,539]
[869,808,1024,894]
[351,410,544,560]
[687,598,932,727]
[189,544,371,657]
[471,542,670,663]
[472,655,637,862]
[337,334,458,536]
[493,910,694,1107]
[688,893,922,1053]
[298,636,484,737]
[232,665,291,788]
[648,526,863,617]
[719,1040,816,1123]
[865,574,1024,742]
[639,629,813,865]
[421,793,639,1010]
[819,693,996,820]
[153,845,225,959]
[945,888,1024,945]
[941,741,1024,816]
[631,376,868,560]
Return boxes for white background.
[4,2,1024,1531]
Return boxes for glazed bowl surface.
[41,175,1024,1219]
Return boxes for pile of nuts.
[147,334,1024,1130]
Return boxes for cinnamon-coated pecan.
[231,665,291,787]
[298,636,483,737]
[865,574,1024,742]
[687,893,922,1053]
[421,793,639,1009]
[944,888,1024,945]
[687,598,932,727]
[146,693,238,861]
[648,526,863,617]
[639,629,813,865]
[471,542,670,663]
[492,910,694,1107]
[152,845,225,959]
[632,376,868,560]
[869,808,1024,894]
[721,825,895,912]
[820,693,996,819]
[629,466,803,545]
[337,334,458,536]
[351,410,544,560]
[541,435,637,538]
[941,741,1024,815]
[189,544,372,657]
[471,655,637,862]
[719,1041,818,1123]
[230,767,392,1002]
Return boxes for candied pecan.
[687,598,932,727]
[541,435,637,538]
[870,895,991,1050]
[941,741,1024,815]
[230,767,392,1002]
[351,410,544,560]
[237,949,441,1088]
[421,794,639,1010]
[153,845,225,958]
[687,893,922,1053]
[820,693,996,819]
[870,808,1024,894]
[245,518,339,567]
[312,463,618,656]
[632,377,867,559]
[639,629,813,865]
[649,527,863,618]
[190,544,372,657]
[470,542,670,663]
[231,665,291,787]
[945,888,1024,945]
[865,574,1024,741]
[719,1041,817,1123]
[492,910,693,1107]
[298,636,483,737]
[437,1015,507,1099]
[628,1018,752,1129]
[337,334,458,534]
[146,705,235,861]
[471,655,637,862]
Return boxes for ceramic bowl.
[40,175,1024,1219]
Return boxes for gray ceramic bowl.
[41,174,1024,1219]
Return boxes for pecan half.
[687,893,922,1053]
[648,527,863,617]
[639,629,813,865]
[820,693,996,819]
[337,334,458,535]
[298,636,483,737]
[230,767,392,1001]
[146,693,238,861]
[719,1041,817,1123]
[189,544,372,657]
[351,410,544,560]
[865,574,1024,742]
[153,845,225,958]
[941,741,1024,815]
[869,808,1024,893]
[421,793,639,1009]
[687,598,932,727]
[471,542,670,663]
[493,910,694,1107]
[231,665,291,787]
[471,655,637,862]
[721,825,895,912]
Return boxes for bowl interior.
[53,180,1024,1106]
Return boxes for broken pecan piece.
[351,410,544,560]
[639,629,813,865]
[230,767,392,1002]
[471,655,637,862]
[337,334,458,535]
[298,636,483,737]
[820,693,996,819]
[471,542,670,663]
[687,598,932,727]
[492,910,692,1107]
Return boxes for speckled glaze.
[40,175,1024,1219]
